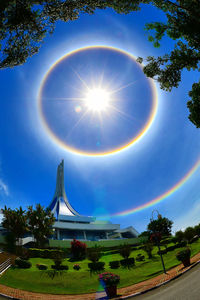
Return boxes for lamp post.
[150,210,166,274]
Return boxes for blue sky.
[0,4,200,233]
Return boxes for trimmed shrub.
[157,249,167,255]
[136,254,145,262]
[142,242,154,259]
[36,264,48,270]
[166,245,177,252]
[51,265,69,270]
[176,248,191,262]
[71,239,87,260]
[120,257,135,268]
[28,248,64,259]
[88,262,105,272]
[109,260,120,269]
[87,246,102,263]
[119,244,132,259]
[177,241,187,248]
[15,258,32,269]
[73,264,81,270]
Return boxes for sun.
[84,88,111,112]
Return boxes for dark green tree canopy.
[27,204,55,247]
[2,205,28,242]
[147,216,173,236]
[1,1,200,126]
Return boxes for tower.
[48,160,79,219]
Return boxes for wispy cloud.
[0,179,9,196]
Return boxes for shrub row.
[88,262,105,271]
[136,254,145,262]
[15,258,32,269]
[51,265,69,270]
[28,248,64,259]
[157,241,188,255]
[36,264,48,270]
[120,257,135,268]
[109,257,135,269]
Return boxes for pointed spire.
[49,160,80,219]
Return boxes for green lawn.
[0,240,199,294]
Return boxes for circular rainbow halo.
[38,45,159,156]
[84,88,111,112]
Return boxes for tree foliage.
[0,0,133,69]
[175,230,185,243]
[2,206,28,245]
[1,1,200,126]
[184,226,195,243]
[27,204,55,248]
[147,216,173,236]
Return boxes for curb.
[121,259,200,299]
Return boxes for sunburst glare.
[84,88,111,112]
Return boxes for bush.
[51,265,69,270]
[120,257,135,268]
[28,248,64,259]
[166,245,177,252]
[157,249,167,255]
[73,264,81,270]
[88,262,105,272]
[119,244,132,259]
[142,242,154,258]
[36,264,48,270]
[87,246,102,263]
[71,239,87,260]
[176,248,191,262]
[136,254,145,262]
[15,258,32,269]
[109,260,120,269]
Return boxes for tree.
[184,227,195,243]
[147,216,173,237]
[175,230,185,243]
[27,204,55,248]
[0,0,128,69]
[194,224,200,236]
[2,206,28,251]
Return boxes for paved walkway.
[0,252,200,300]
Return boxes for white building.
[49,160,139,241]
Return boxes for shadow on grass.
[68,257,86,262]
[146,270,163,277]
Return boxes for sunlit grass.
[0,240,199,294]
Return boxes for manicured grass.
[0,240,199,294]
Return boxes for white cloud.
[0,179,9,196]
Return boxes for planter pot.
[105,286,117,298]
[182,257,191,267]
